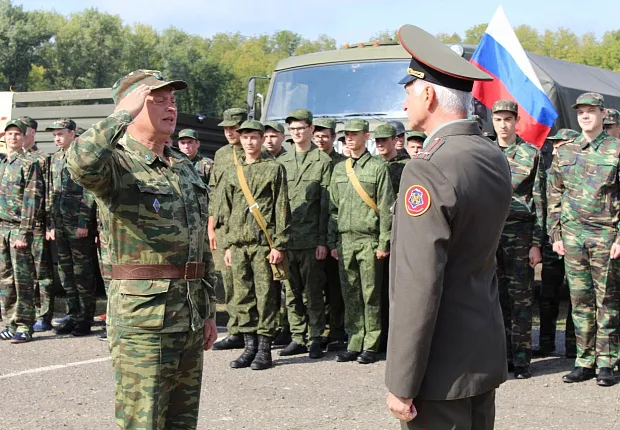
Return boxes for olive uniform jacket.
[386,120,511,401]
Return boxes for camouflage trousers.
[0,224,36,334]
[97,232,112,296]
[278,284,289,332]
[55,227,96,324]
[496,222,534,367]
[539,243,575,354]
[338,239,383,353]
[324,253,345,342]
[284,248,326,345]
[563,232,620,368]
[230,244,280,337]
[32,224,55,323]
[108,326,204,430]
[213,237,239,335]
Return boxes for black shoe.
[308,340,324,359]
[213,334,245,350]
[532,347,555,357]
[507,362,515,373]
[514,366,532,379]
[273,330,292,346]
[336,350,359,362]
[54,319,77,335]
[596,368,616,387]
[326,340,347,352]
[71,322,92,336]
[357,350,377,364]
[279,341,307,357]
[230,334,257,369]
[250,335,273,370]
[562,367,596,383]
[98,329,107,341]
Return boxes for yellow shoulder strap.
[235,163,275,249]
[345,158,378,215]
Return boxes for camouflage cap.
[492,100,518,114]
[218,108,248,127]
[571,92,605,109]
[17,116,37,131]
[237,119,265,133]
[75,127,87,137]
[604,108,619,125]
[286,109,313,125]
[178,128,199,140]
[374,123,397,139]
[387,120,406,136]
[547,128,580,141]
[45,118,77,131]
[314,118,337,131]
[4,119,27,134]
[342,119,369,133]
[406,131,427,140]
[263,120,285,133]
[112,69,187,105]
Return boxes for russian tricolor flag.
[470,6,558,147]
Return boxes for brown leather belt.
[111,263,205,280]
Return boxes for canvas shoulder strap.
[345,158,378,215]
[235,162,275,249]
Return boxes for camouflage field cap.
[4,119,27,134]
[18,116,37,131]
[218,108,248,127]
[75,127,86,137]
[547,128,580,141]
[388,120,406,136]
[314,118,337,131]
[178,128,199,140]
[263,121,285,133]
[604,108,619,125]
[571,92,605,109]
[286,109,313,125]
[45,118,77,131]
[342,119,369,133]
[374,123,397,139]
[492,100,518,114]
[406,131,427,140]
[112,69,187,105]
[237,119,265,133]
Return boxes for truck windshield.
[264,60,409,120]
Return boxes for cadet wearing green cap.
[491,99,544,380]
[262,121,287,159]
[75,127,87,138]
[210,107,248,350]
[604,108,619,139]
[374,123,409,193]
[328,118,394,364]
[178,128,214,185]
[548,92,620,387]
[0,120,43,343]
[220,119,291,370]
[405,131,426,158]
[66,69,218,428]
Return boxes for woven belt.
[111,263,205,280]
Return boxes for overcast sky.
[19,0,612,44]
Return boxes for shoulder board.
[412,137,445,160]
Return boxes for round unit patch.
[404,185,431,216]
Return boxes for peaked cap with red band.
[397,25,493,92]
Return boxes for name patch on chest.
[404,185,431,217]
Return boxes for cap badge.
[407,68,425,79]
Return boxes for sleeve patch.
[404,185,431,216]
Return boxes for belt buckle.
[184,262,199,280]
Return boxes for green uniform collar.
[123,133,184,165]
[577,130,608,151]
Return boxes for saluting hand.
[114,84,151,119]
[386,393,417,422]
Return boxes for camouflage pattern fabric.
[382,154,409,193]
[547,130,620,368]
[190,154,213,186]
[96,207,112,295]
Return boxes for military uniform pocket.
[136,180,175,227]
[116,280,170,329]
[586,161,617,185]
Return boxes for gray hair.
[412,79,472,116]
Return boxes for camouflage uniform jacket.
[326,149,346,167]
[547,130,620,244]
[328,150,394,252]
[219,153,291,251]
[499,136,544,247]
[190,154,214,186]
[0,150,43,242]
[208,143,244,227]
[380,153,409,193]
[48,148,96,237]
[27,145,49,226]
[65,110,215,333]
[278,144,331,249]
[272,147,287,159]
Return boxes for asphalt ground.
[1,313,619,430]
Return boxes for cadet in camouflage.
[604,108,619,139]
[46,118,97,336]
[328,119,394,364]
[405,131,426,158]
[388,120,409,158]
[220,120,291,370]
[262,121,287,159]
[0,120,43,343]
[66,70,218,428]
[492,100,544,379]
[548,93,620,387]
[177,128,214,185]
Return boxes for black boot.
[273,329,292,347]
[562,366,595,383]
[230,334,257,369]
[213,334,245,350]
[596,368,616,387]
[251,335,273,370]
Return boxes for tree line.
[1,0,618,118]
